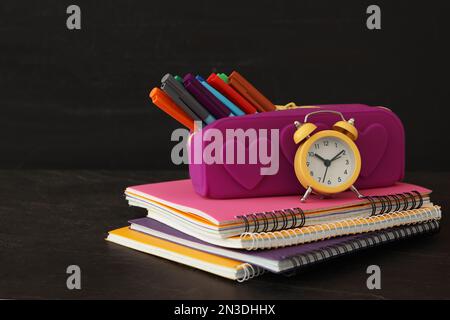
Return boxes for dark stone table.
[0,170,448,299]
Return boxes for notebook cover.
[126,179,431,224]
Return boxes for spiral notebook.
[147,205,441,249]
[129,218,440,273]
[125,179,432,239]
[107,226,264,282]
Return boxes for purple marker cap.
[183,73,231,119]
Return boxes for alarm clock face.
[306,136,355,187]
[295,130,361,194]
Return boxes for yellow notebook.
[106,227,264,282]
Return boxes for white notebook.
[144,205,441,249]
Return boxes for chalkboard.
[1,0,449,170]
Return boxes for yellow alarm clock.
[293,110,364,202]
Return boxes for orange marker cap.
[150,87,195,131]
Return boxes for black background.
[1,0,449,170]
[2,1,450,301]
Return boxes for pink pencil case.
[188,104,405,199]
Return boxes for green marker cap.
[174,75,184,83]
[217,73,229,83]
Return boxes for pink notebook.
[125,180,431,236]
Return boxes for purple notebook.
[129,218,439,273]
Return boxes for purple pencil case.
[188,104,405,199]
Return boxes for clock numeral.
[323,140,329,146]
[338,177,342,182]
[317,177,321,182]
[344,169,348,175]
[306,162,310,167]
[335,142,338,148]
[308,152,314,157]
[345,159,349,165]
[310,171,314,176]
[327,180,331,185]
[342,150,346,155]
[314,144,320,149]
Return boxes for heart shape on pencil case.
[221,137,270,190]
[356,124,388,177]
[280,122,388,177]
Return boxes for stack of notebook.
[107,179,442,282]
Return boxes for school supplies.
[125,179,432,240]
[108,177,441,281]
[206,73,258,114]
[196,75,245,116]
[217,73,229,83]
[149,88,195,131]
[149,70,275,126]
[113,69,443,282]
[161,73,215,125]
[106,226,264,281]
[148,205,440,249]
[129,218,440,273]
[228,71,276,112]
[183,74,232,119]
[174,75,184,83]
[189,104,406,198]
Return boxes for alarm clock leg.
[350,185,364,198]
[301,186,313,202]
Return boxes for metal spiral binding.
[283,220,439,271]
[241,205,440,250]
[236,192,424,234]
[364,190,424,216]
[236,207,305,234]
[236,263,265,282]
[411,190,424,208]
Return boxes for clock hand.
[330,150,345,162]
[322,166,329,183]
[314,153,327,163]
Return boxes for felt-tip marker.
[149,87,195,131]
[161,73,216,125]
[206,73,258,114]
[196,75,245,116]
[183,73,232,119]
